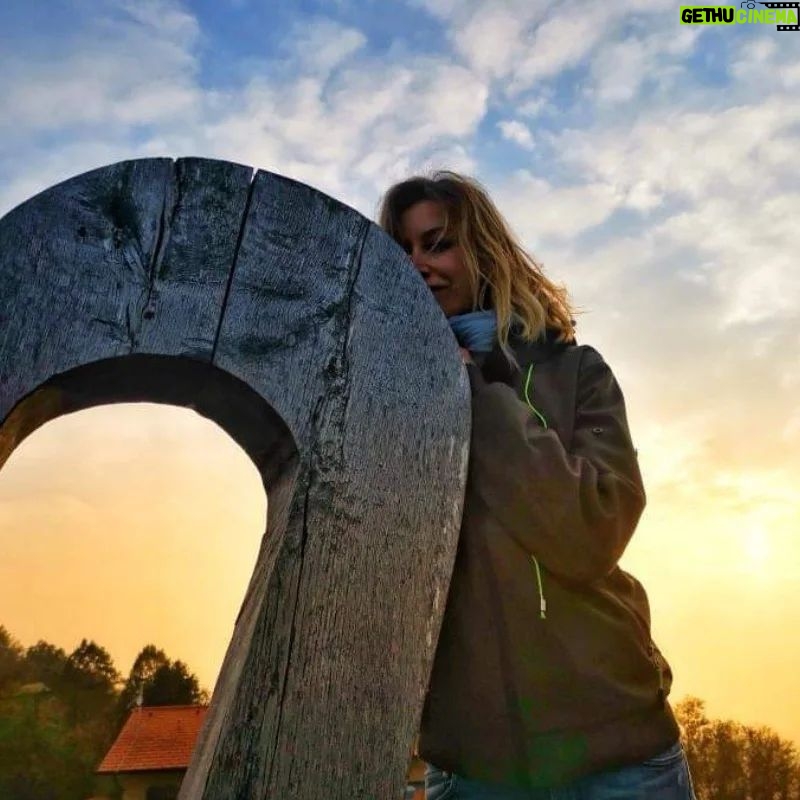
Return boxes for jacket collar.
[512,326,573,363]
[480,327,573,385]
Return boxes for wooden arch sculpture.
[0,158,471,799]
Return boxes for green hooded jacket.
[418,331,680,789]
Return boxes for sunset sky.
[1,0,799,747]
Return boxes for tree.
[0,680,95,800]
[66,639,120,688]
[675,695,709,778]
[0,632,209,798]
[0,634,142,799]
[116,645,208,730]
[24,640,69,694]
[115,644,170,725]
[0,630,106,798]
[675,696,800,800]
[707,719,747,800]
[743,725,800,800]
[145,660,206,707]
[0,625,25,693]
[63,639,120,753]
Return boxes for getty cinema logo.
[680,2,800,30]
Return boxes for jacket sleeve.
[465,347,645,584]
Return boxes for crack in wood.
[211,168,259,363]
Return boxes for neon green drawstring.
[523,363,548,619]
[531,555,547,620]
[523,364,548,429]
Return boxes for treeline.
[2,624,799,800]
[0,625,207,800]
[675,697,800,800]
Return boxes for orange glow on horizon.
[0,403,798,746]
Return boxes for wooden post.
[0,158,470,799]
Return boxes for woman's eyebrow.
[398,225,446,250]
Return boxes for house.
[97,704,426,798]
[406,744,426,799]
[96,705,207,800]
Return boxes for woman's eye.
[427,239,453,254]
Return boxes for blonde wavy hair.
[379,171,576,345]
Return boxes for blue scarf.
[448,310,497,353]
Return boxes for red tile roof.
[97,705,208,773]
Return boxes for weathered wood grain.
[0,158,470,799]
[134,157,253,359]
[0,158,171,440]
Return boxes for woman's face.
[397,200,474,318]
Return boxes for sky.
[0,0,799,747]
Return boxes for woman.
[380,173,696,799]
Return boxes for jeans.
[425,741,697,800]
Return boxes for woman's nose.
[410,247,430,274]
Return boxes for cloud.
[730,34,800,91]
[0,1,200,137]
[288,18,367,75]
[119,0,199,40]
[412,0,687,96]
[491,171,621,241]
[509,3,615,90]
[446,3,550,80]
[517,95,550,118]
[549,96,800,328]
[784,410,800,443]
[0,5,489,220]
[589,39,649,104]
[1,0,799,748]
[0,139,150,218]
[538,50,799,330]
[470,24,800,521]
[199,58,487,214]
[1,0,797,438]
[497,119,534,150]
